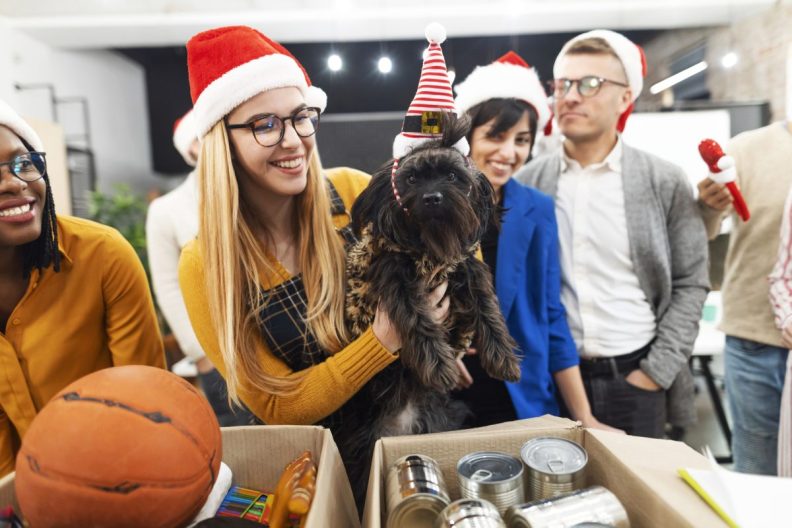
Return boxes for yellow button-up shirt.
[0,215,165,475]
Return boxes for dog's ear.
[351,161,404,242]
[472,169,498,242]
[440,112,471,150]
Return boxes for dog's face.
[352,146,497,261]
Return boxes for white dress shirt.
[555,139,656,358]
[146,172,204,361]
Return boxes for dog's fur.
[338,114,521,509]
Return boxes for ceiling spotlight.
[378,57,393,74]
[447,70,456,85]
[721,52,738,69]
[328,54,343,72]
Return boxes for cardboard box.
[363,415,727,528]
[0,425,360,528]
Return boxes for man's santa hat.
[186,26,327,139]
[172,109,198,167]
[555,29,647,132]
[454,50,553,150]
[392,23,469,159]
[0,99,43,151]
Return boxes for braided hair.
[19,138,60,276]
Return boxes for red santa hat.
[554,29,647,132]
[0,99,44,151]
[172,109,198,167]
[392,23,469,159]
[454,50,553,145]
[187,26,327,139]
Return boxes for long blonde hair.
[197,121,350,402]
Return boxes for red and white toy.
[699,138,750,222]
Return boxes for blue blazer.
[497,178,579,418]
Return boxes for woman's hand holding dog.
[372,282,450,354]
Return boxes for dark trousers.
[579,344,666,438]
[199,368,258,427]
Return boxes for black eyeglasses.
[0,151,47,182]
[226,107,321,147]
[547,76,629,98]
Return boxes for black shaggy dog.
[337,114,521,508]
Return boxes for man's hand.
[625,369,661,392]
[697,177,733,211]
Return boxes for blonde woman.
[178,27,447,429]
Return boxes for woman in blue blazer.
[453,51,618,431]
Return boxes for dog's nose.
[422,192,443,206]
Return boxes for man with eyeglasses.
[516,30,709,438]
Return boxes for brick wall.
[638,4,792,121]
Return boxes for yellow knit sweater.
[179,167,398,424]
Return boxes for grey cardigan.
[515,144,709,427]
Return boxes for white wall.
[0,18,158,198]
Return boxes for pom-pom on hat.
[554,29,647,132]
[172,109,198,167]
[454,50,553,141]
[187,26,327,139]
[392,22,469,159]
[0,99,44,151]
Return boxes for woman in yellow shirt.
[178,27,447,430]
[0,100,165,476]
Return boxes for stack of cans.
[503,486,630,527]
[386,454,450,528]
[520,438,587,500]
[456,452,526,515]
[435,498,506,528]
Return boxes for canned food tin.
[520,437,587,500]
[435,498,507,528]
[503,486,629,528]
[457,451,526,515]
[387,454,451,528]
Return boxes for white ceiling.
[0,0,777,49]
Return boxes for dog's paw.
[426,358,460,392]
[499,352,522,382]
[480,340,521,382]
[402,343,459,392]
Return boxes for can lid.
[520,437,587,474]
[457,451,523,483]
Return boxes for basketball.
[15,365,222,528]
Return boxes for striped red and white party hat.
[392,23,469,159]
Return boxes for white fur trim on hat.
[0,99,44,151]
[454,62,552,135]
[305,86,327,113]
[192,54,327,139]
[554,29,644,101]
[173,110,199,167]
[393,134,469,160]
